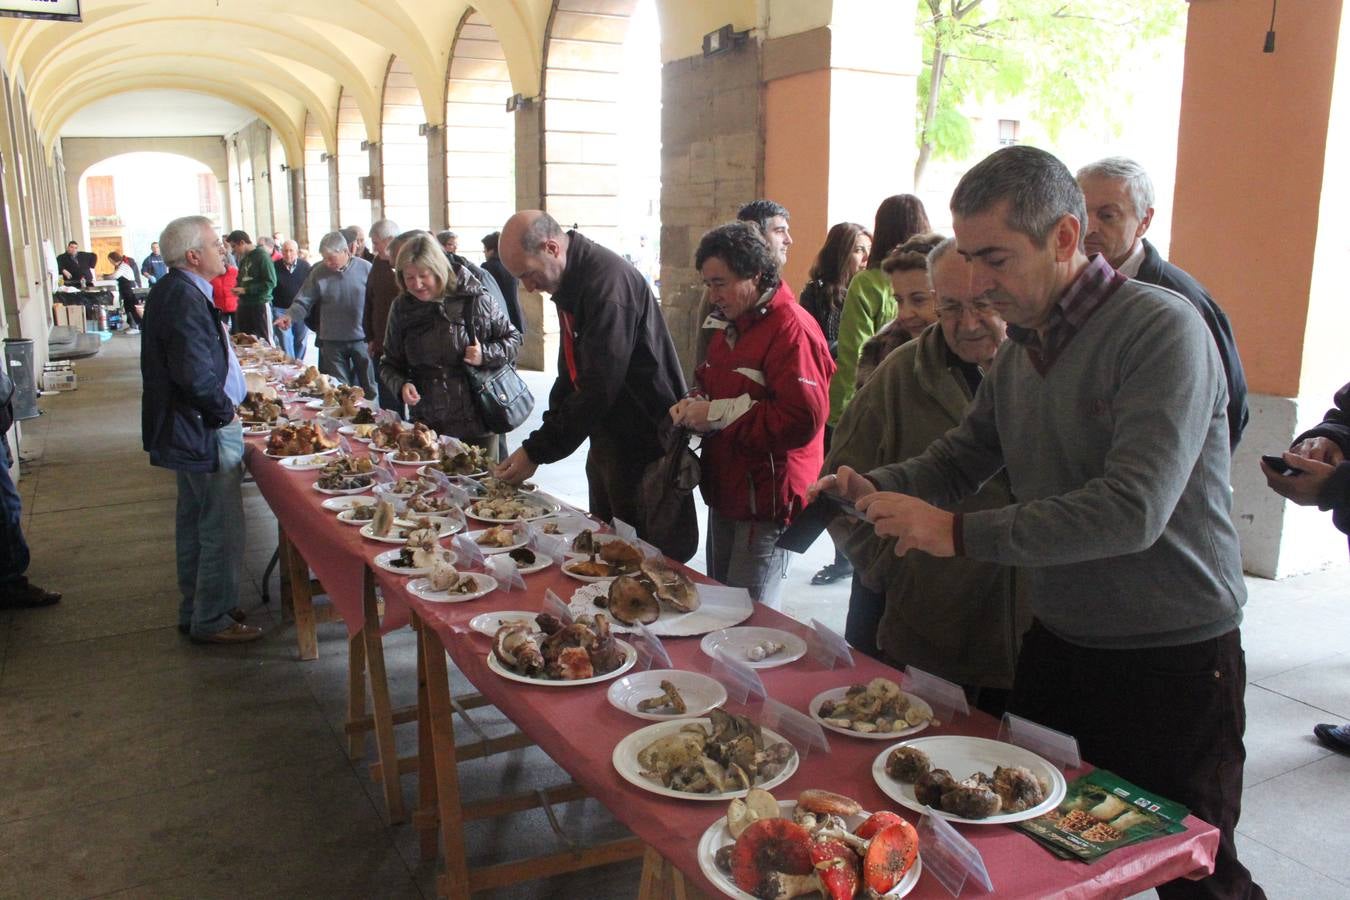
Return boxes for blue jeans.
[0,438,29,584]
[175,421,245,636]
[318,339,375,398]
[275,309,309,362]
[706,508,789,609]
[272,308,294,359]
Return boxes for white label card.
[487,554,525,591]
[711,647,766,705]
[452,533,487,569]
[542,589,574,624]
[903,665,970,721]
[757,697,830,759]
[612,517,638,541]
[998,713,1081,770]
[919,808,994,896]
[629,620,672,670]
[806,618,855,669]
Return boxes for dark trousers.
[233,302,272,341]
[370,353,405,417]
[317,339,376,399]
[844,574,886,661]
[0,441,29,584]
[1010,622,1264,900]
[124,298,143,328]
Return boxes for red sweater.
[211,266,239,313]
[696,281,835,523]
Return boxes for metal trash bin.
[4,338,38,420]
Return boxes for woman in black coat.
[378,232,521,459]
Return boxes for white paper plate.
[278,453,334,471]
[372,547,457,577]
[700,627,808,669]
[487,639,638,687]
[871,735,1067,825]
[559,559,626,584]
[570,582,754,638]
[304,399,335,410]
[265,447,338,460]
[321,495,376,512]
[360,516,458,543]
[386,451,439,467]
[611,718,798,801]
[808,686,934,740]
[408,573,498,603]
[607,670,728,721]
[466,528,531,554]
[418,464,490,479]
[336,507,378,526]
[242,422,272,435]
[469,610,539,636]
[311,480,374,495]
[466,498,561,523]
[696,800,922,899]
[563,532,638,558]
[509,550,554,576]
[338,425,376,441]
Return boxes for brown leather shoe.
[0,582,62,609]
[229,607,247,623]
[191,622,263,644]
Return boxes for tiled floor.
[0,339,1345,898]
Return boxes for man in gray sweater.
[276,231,375,398]
[818,146,1261,900]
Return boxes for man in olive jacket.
[142,216,259,644]
[827,240,1026,708]
[495,211,689,554]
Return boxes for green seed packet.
[1017,769,1189,863]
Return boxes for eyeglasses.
[936,300,996,321]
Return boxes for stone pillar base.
[1234,392,1347,578]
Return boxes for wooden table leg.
[415,616,441,862]
[418,613,473,897]
[361,569,406,824]
[282,533,318,661]
[276,522,294,619]
[638,846,711,900]
[346,628,368,761]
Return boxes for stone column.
[326,154,340,232]
[513,103,551,372]
[1170,0,1349,576]
[289,167,307,249]
[426,125,448,232]
[366,142,383,223]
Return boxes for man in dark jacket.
[482,230,525,335]
[1078,158,1248,451]
[362,219,403,413]
[495,211,689,553]
[56,240,94,287]
[273,240,311,360]
[1262,380,1350,754]
[141,215,259,644]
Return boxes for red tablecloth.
[244,438,1219,898]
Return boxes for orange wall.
[1171,0,1343,398]
[764,70,831,293]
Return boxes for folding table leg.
[414,616,441,862]
[361,569,406,824]
[282,533,318,660]
[346,629,368,761]
[276,523,294,618]
[417,613,473,897]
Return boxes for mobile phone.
[1261,454,1302,476]
[819,489,868,521]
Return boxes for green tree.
[915,0,1186,186]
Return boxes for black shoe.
[0,581,61,609]
[1314,723,1350,754]
[811,562,853,585]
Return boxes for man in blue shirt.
[140,241,168,284]
[141,216,259,644]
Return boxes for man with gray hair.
[819,146,1262,899]
[272,239,311,360]
[362,219,402,412]
[1077,156,1248,450]
[141,215,259,644]
[276,231,375,397]
[342,224,372,262]
[437,230,458,255]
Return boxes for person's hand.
[463,341,483,367]
[232,286,244,296]
[274,315,291,331]
[1262,452,1336,507]
[494,447,539,484]
[670,398,713,432]
[60,269,71,280]
[402,382,421,406]
[1290,436,1345,465]
[858,491,955,557]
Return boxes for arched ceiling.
[0,0,557,166]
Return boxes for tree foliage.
[914,0,1186,185]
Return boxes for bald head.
[500,210,569,294]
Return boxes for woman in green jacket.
[827,194,930,431]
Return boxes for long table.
[244,437,1220,899]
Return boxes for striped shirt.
[1007,254,1126,374]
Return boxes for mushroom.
[729,818,814,899]
[607,575,659,625]
[639,559,701,613]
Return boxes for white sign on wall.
[0,0,80,22]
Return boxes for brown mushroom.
[639,559,701,613]
[607,575,659,625]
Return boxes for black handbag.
[637,418,701,563]
[461,305,533,434]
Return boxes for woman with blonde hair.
[378,232,521,458]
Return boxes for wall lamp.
[702,24,749,57]
[506,93,537,113]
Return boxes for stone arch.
[445,7,516,259]
[381,55,430,230]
